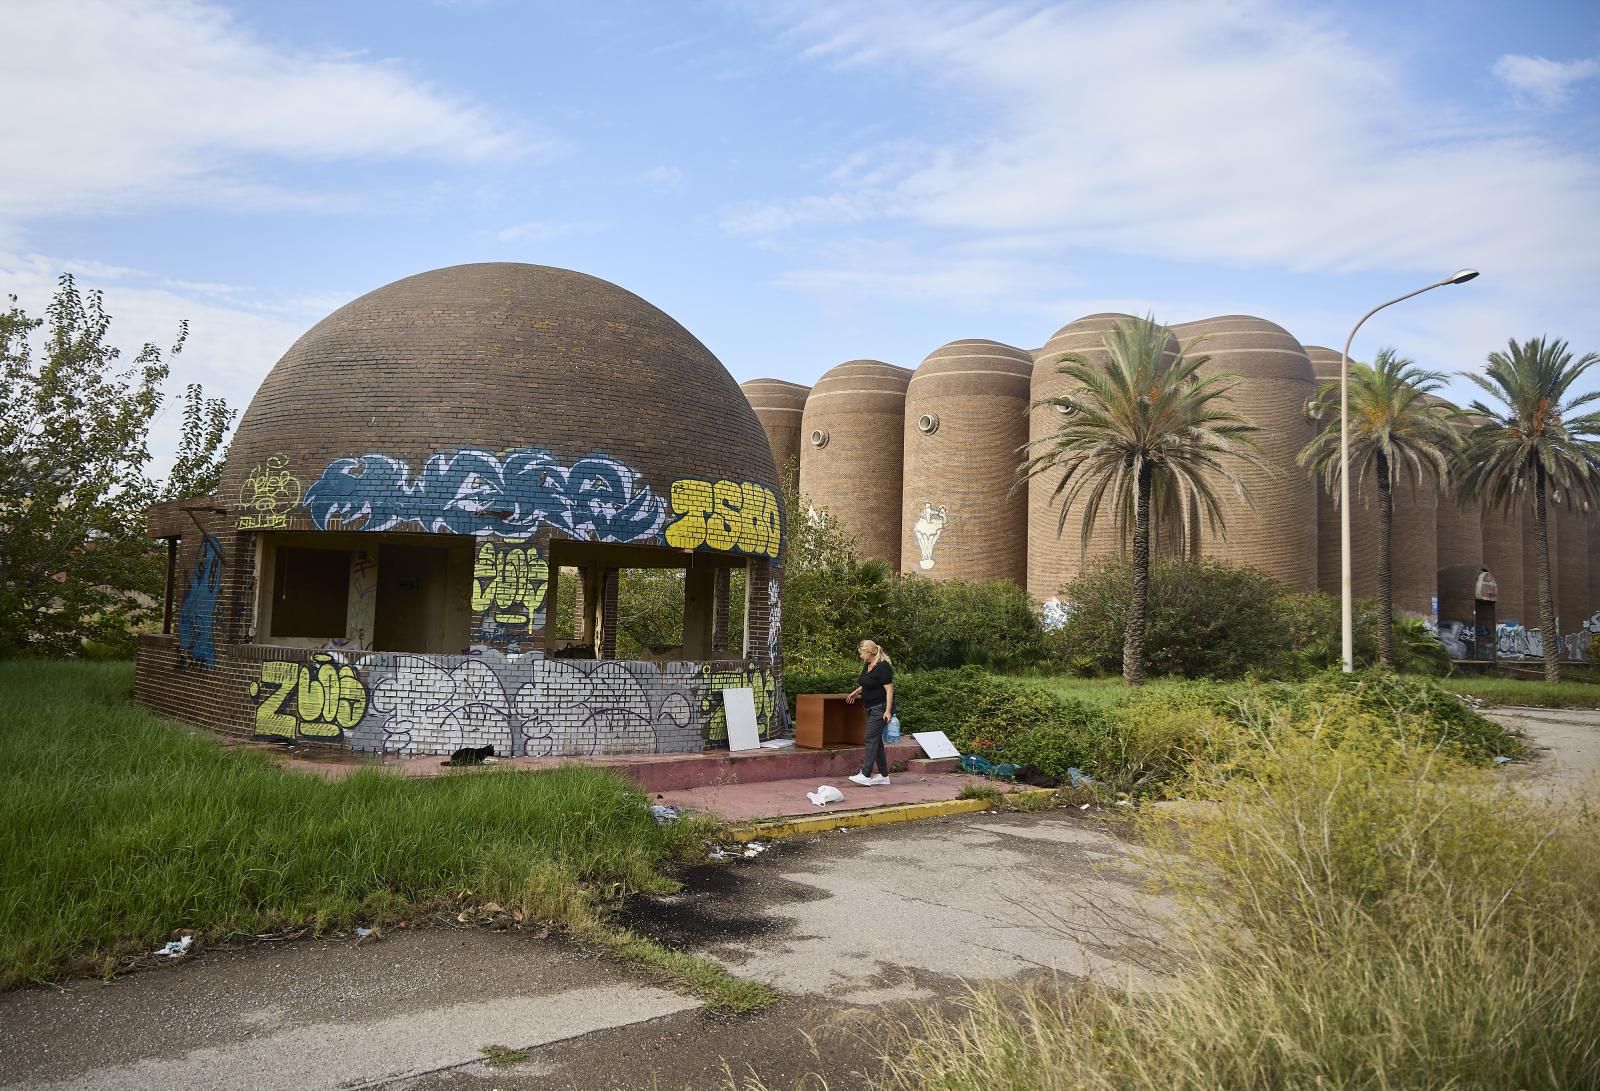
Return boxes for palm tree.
[1299,348,1461,666]
[1456,337,1600,683]
[1020,316,1264,685]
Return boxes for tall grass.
[0,661,738,997]
[755,684,1599,1089]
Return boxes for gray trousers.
[861,704,889,777]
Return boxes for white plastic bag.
[807,784,845,806]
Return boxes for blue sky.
[4,0,1598,470]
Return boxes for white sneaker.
[848,773,873,787]
[870,774,891,785]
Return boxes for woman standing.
[847,639,894,786]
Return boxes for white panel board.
[723,688,761,752]
[912,731,960,759]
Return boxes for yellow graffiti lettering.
[665,478,780,559]
[251,661,299,738]
[252,654,366,741]
[664,479,713,549]
[237,453,302,530]
[472,541,548,628]
[700,666,777,742]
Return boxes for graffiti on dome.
[663,478,781,558]
[238,454,302,531]
[301,448,666,542]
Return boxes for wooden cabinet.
[793,693,866,749]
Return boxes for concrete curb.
[728,787,1059,842]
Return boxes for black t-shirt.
[858,660,893,710]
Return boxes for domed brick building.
[138,263,786,756]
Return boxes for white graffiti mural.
[363,655,513,756]
[912,502,949,571]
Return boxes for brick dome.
[224,263,780,526]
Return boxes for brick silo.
[901,339,1032,583]
[1523,503,1551,632]
[1434,488,1483,630]
[799,360,912,567]
[741,378,811,495]
[1482,504,1526,624]
[1171,317,1318,591]
[1590,509,1600,632]
[1556,497,1590,634]
[1027,314,1138,602]
[1305,346,1379,600]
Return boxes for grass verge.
[0,660,769,1011]
[1446,675,1600,708]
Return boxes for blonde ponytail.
[858,639,891,665]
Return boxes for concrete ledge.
[907,756,960,774]
[727,787,1059,842]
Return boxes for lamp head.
[1444,268,1479,285]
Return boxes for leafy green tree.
[1456,336,1600,682]
[0,275,233,657]
[1021,316,1264,685]
[776,471,893,670]
[1299,348,1461,666]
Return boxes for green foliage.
[0,660,713,989]
[0,276,233,657]
[615,569,685,657]
[1056,556,1447,681]
[778,475,1049,672]
[1057,557,1287,679]
[883,577,1049,671]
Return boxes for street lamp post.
[1340,268,1480,672]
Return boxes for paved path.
[1486,705,1600,801]
[0,808,1159,1091]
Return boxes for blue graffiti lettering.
[301,448,666,543]
[176,533,223,668]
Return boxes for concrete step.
[615,740,925,793]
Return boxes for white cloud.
[1493,54,1600,108]
[736,1,1600,320]
[634,165,686,189]
[0,0,531,224]
[494,219,607,243]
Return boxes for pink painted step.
[606,740,925,793]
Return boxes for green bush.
[1056,558,1290,679]
[882,579,1050,671]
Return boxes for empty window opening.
[270,546,351,639]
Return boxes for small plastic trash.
[1493,756,1511,765]
[807,784,845,806]
[1067,767,1094,788]
[353,927,373,938]
[651,804,681,824]
[153,935,193,958]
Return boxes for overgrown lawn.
[0,660,765,1008]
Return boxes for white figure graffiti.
[1041,596,1070,632]
[913,502,949,570]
